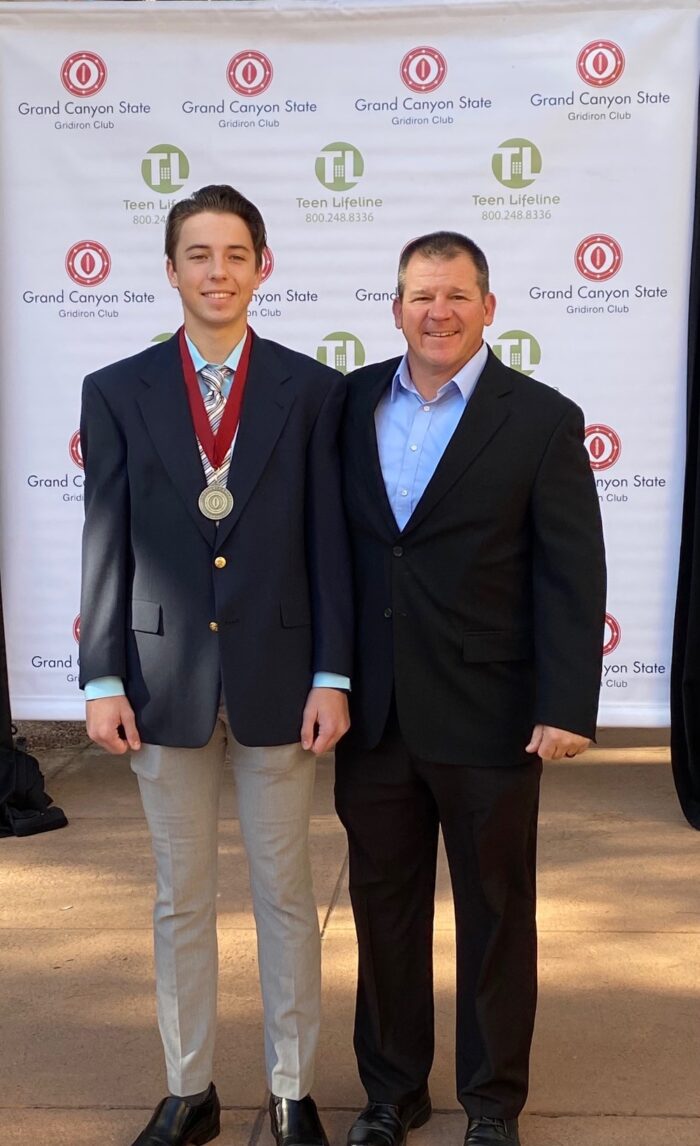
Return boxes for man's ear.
[166,258,178,289]
[483,292,497,327]
[392,296,403,330]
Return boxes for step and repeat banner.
[0,0,698,723]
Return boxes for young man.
[336,232,606,1146]
[79,185,352,1146]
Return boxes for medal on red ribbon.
[178,326,253,518]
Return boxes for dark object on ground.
[0,740,68,837]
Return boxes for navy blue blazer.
[79,332,353,748]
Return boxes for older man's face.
[393,252,496,388]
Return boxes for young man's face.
[392,252,496,385]
[166,210,262,338]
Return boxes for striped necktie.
[198,363,233,487]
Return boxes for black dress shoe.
[464,1117,520,1145]
[131,1083,221,1145]
[269,1095,330,1146]
[347,1088,432,1146]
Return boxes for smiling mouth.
[203,291,235,299]
[425,331,458,338]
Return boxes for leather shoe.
[130,1083,221,1145]
[464,1117,520,1145]
[347,1088,432,1146]
[269,1095,330,1146]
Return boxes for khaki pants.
[132,707,320,1098]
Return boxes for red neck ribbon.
[178,325,253,471]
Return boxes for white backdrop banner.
[0,0,697,723]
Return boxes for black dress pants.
[334,705,542,1121]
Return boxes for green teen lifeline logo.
[492,331,541,376]
[142,144,190,194]
[316,332,365,374]
[491,139,542,189]
[315,142,364,192]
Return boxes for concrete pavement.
[1,735,698,1145]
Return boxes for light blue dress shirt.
[375,341,488,531]
[84,332,350,699]
[186,330,243,398]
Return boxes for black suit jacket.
[340,348,606,766]
[79,332,352,748]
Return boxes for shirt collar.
[185,330,247,373]
[391,340,489,403]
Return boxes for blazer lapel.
[401,350,514,537]
[353,360,401,538]
[136,336,216,546]
[215,335,294,548]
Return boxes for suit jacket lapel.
[215,334,294,548]
[136,336,217,546]
[354,360,401,538]
[401,349,514,537]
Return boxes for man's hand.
[300,687,350,755]
[525,724,590,761]
[86,696,141,755]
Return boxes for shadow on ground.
[1,741,698,1146]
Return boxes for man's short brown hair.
[397,231,490,298]
[165,184,267,268]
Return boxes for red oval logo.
[65,240,111,287]
[69,430,83,469]
[576,40,625,87]
[400,46,447,93]
[575,234,623,282]
[227,50,273,96]
[73,615,81,644]
[603,613,621,656]
[61,51,107,97]
[584,424,621,471]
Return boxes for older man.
[336,232,605,1146]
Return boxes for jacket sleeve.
[78,376,131,688]
[530,402,606,738]
[304,373,354,679]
